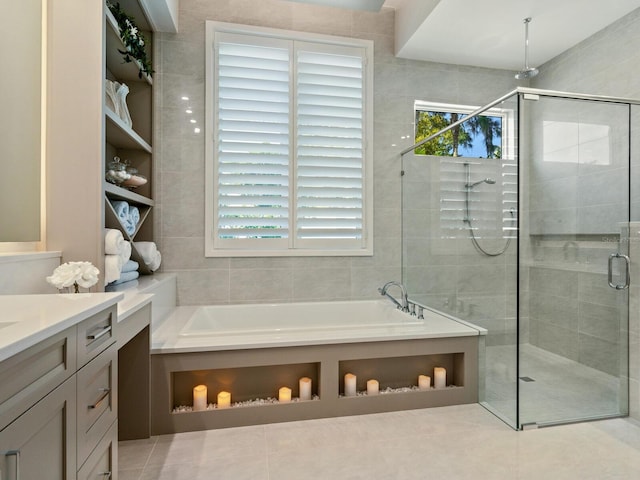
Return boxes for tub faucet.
[378,281,409,312]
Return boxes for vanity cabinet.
[0,304,118,480]
[104,2,155,276]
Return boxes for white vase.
[105,79,120,116]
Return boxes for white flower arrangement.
[46,261,100,293]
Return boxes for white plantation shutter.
[215,34,291,247]
[296,43,365,247]
[208,24,372,256]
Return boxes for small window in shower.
[413,101,513,159]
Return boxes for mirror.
[0,1,42,242]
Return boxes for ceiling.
[384,0,640,71]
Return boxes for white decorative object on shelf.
[299,377,312,401]
[366,379,379,395]
[418,374,431,390]
[344,373,357,397]
[105,79,120,116]
[115,81,132,128]
[217,391,231,409]
[434,367,447,389]
[193,385,207,411]
[278,387,292,403]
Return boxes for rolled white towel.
[104,229,125,255]
[147,251,161,272]
[120,240,132,264]
[134,241,158,265]
[104,254,123,285]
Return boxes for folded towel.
[120,240,132,264]
[148,251,161,272]
[134,241,158,265]
[108,270,139,285]
[121,259,139,273]
[104,229,124,255]
[105,279,139,292]
[104,254,123,285]
[129,206,140,227]
[123,219,135,236]
[112,201,129,223]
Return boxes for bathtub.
[151,299,484,353]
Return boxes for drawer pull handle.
[87,325,112,341]
[88,388,111,410]
[6,450,19,480]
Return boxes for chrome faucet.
[378,281,409,312]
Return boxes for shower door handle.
[608,253,630,290]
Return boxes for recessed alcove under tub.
[150,300,486,434]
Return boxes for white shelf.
[104,181,154,207]
[105,107,152,153]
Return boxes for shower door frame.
[401,87,639,431]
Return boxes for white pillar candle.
[193,384,207,411]
[418,375,431,391]
[299,377,312,401]
[367,379,379,395]
[279,386,292,403]
[344,373,357,397]
[217,391,231,409]
[434,367,447,389]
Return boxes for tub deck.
[152,300,483,354]
[150,300,486,434]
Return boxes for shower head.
[515,17,539,80]
[466,178,496,189]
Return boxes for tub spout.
[378,281,409,312]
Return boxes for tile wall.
[153,0,519,305]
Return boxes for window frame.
[205,21,374,257]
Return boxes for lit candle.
[344,373,357,397]
[279,386,292,403]
[193,384,207,411]
[217,391,231,409]
[418,375,431,391]
[299,377,312,401]
[434,367,446,389]
[367,379,379,395]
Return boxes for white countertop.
[0,293,123,362]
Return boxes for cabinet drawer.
[0,327,76,431]
[77,421,118,480]
[77,305,117,367]
[77,344,117,464]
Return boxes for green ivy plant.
[107,2,153,79]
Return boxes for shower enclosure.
[401,87,636,429]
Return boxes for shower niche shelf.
[151,336,479,434]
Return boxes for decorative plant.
[107,2,153,79]
[46,261,100,293]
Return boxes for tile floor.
[484,343,624,427]
[118,404,640,479]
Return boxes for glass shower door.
[518,93,630,427]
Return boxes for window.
[205,22,373,257]
[413,101,516,239]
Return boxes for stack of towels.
[112,200,140,236]
[134,241,162,272]
[104,229,139,286]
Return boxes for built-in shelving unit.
[104,1,155,280]
[151,336,479,434]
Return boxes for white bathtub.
[151,300,484,354]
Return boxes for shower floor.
[483,343,622,427]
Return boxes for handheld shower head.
[466,178,496,189]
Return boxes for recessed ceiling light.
[181,96,189,101]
